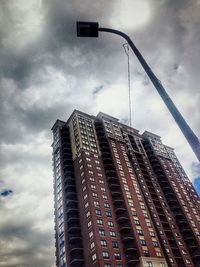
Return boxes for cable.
[123,43,132,127]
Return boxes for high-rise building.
[52,110,200,267]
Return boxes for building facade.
[52,110,200,267]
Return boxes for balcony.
[65,191,76,199]
[107,176,118,183]
[65,185,76,192]
[68,224,81,233]
[110,191,122,198]
[122,234,135,243]
[66,197,77,206]
[67,217,80,225]
[119,224,132,233]
[104,163,115,170]
[117,215,129,223]
[113,198,124,205]
[125,246,138,254]
[68,234,82,243]
[109,183,120,191]
[106,169,116,177]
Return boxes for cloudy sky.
[0,0,200,266]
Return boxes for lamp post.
[76,21,200,162]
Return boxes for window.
[106,211,112,217]
[144,250,149,256]
[100,240,107,247]
[137,229,143,235]
[114,252,121,260]
[95,209,101,216]
[94,201,99,207]
[97,219,103,225]
[91,185,96,190]
[102,194,108,200]
[108,221,114,227]
[153,241,158,247]
[90,242,95,249]
[92,192,98,198]
[92,253,96,262]
[110,231,116,237]
[112,241,119,248]
[89,231,93,239]
[104,203,110,209]
[140,240,147,246]
[102,251,109,259]
[87,221,92,228]
[146,262,153,267]
[104,264,111,267]
[99,229,105,236]
[135,220,140,225]
[160,263,166,267]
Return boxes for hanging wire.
[123,43,132,127]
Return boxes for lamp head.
[76,21,99,37]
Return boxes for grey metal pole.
[99,27,200,162]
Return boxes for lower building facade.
[52,110,200,267]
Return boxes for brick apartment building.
[52,110,200,267]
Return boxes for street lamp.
[76,21,200,162]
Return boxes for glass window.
[95,209,101,216]
[114,252,121,260]
[110,231,116,237]
[112,241,118,248]
[97,219,103,225]
[146,262,153,267]
[108,221,114,227]
[102,251,109,259]
[99,229,105,236]
[92,253,96,262]
[106,211,112,217]
[100,240,107,247]
[140,240,147,246]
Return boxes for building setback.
[52,110,200,267]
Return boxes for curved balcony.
[67,208,79,217]
[117,216,129,224]
[68,225,81,234]
[119,224,132,233]
[70,258,84,266]
[159,180,169,187]
[180,228,192,235]
[64,169,74,176]
[65,184,76,192]
[125,246,138,254]
[176,220,188,228]
[65,178,75,186]
[110,191,121,198]
[67,217,80,224]
[127,258,140,266]
[168,199,178,206]
[107,176,118,183]
[109,183,120,191]
[106,169,116,177]
[173,212,184,220]
[104,163,115,170]
[68,235,82,243]
[65,191,76,199]
[66,198,77,206]
[113,198,124,205]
